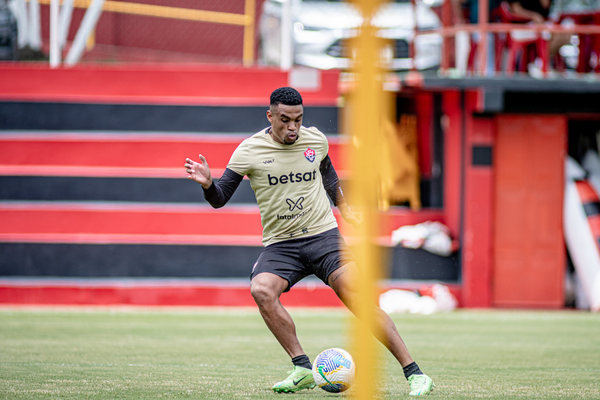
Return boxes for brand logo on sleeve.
[304,148,316,163]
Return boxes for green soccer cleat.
[408,374,435,396]
[272,366,317,393]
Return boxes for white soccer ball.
[312,348,356,393]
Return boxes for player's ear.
[266,109,273,123]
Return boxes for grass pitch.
[0,307,599,399]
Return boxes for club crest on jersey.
[304,148,316,163]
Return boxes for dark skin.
[508,0,570,57]
[183,103,303,189]
[266,103,303,145]
[250,260,415,368]
[185,102,362,228]
[183,104,420,369]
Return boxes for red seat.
[465,2,547,74]
[497,1,550,75]
[465,6,505,74]
[466,31,506,74]
[558,12,600,73]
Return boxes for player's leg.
[251,272,316,393]
[302,228,434,394]
[250,242,317,393]
[328,262,435,396]
[327,262,413,366]
[250,272,304,358]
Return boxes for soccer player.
[184,87,435,396]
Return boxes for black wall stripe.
[384,246,460,281]
[0,243,460,282]
[0,102,339,134]
[0,176,257,204]
[503,92,600,114]
[0,243,263,278]
[583,202,600,217]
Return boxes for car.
[0,0,18,61]
[258,0,443,71]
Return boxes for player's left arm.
[320,155,362,229]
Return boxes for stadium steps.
[0,132,454,306]
[0,278,347,307]
[0,132,448,254]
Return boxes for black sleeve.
[202,168,244,208]
[319,155,346,207]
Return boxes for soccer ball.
[312,348,356,393]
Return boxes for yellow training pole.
[243,0,255,66]
[346,0,387,398]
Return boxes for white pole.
[64,0,104,66]
[58,0,75,49]
[455,31,469,74]
[49,0,60,67]
[8,0,28,48]
[280,0,292,71]
[28,0,41,50]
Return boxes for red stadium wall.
[0,280,462,308]
[5,62,572,310]
[493,115,567,309]
[0,64,461,307]
[0,64,339,106]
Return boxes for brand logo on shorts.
[304,148,316,163]
[286,197,304,211]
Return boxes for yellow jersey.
[227,126,338,246]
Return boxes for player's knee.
[250,280,278,305]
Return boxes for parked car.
[258,0,442,71]
[0,0,18,60]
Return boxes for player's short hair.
[270,87,303,107]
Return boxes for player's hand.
[185,154,213,189]
[338,203,362,229]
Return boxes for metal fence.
[8,0,262,66]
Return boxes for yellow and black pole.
[346,0,389,398]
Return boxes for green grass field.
[0,307,598,399]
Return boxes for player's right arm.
[185,154,213,189]
[185,154,243,208]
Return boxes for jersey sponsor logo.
[304,148,316,163]
[277,207,312,221]
[263,159,275,164]
[268,170,316,185]
[286,197,304,211]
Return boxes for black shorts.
[250,227,355,292]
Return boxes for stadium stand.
[0,64,459,306]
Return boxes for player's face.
[267,104,303,145]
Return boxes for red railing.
[411,0,600,76]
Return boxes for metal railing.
[24,0,256,67]
[412,0,600,76]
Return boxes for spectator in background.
[458,0,503,24]
[508,0,571,70]
[451,0,502,74]
[509,0,550,23]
